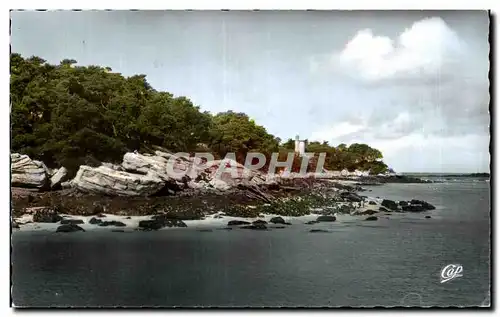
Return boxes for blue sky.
[10,10,490,172]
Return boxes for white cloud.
[334,17,464,82]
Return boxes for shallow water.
[11,180,490,307]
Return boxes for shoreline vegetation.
[9,54,485,233]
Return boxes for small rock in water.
[138,216,187,231]
[125,216,132,219]
[316,215,336,222]
[379,207,390,212]
[241,223,267,230]
[271,226,286,229]
[96,213,106,218]
[425,215,432,219]
[60,219,85,225]
[11,220,20,229]
[99,221,127,227]
[305,220,319,225]
[111,229,125,233]
[270,217,286,224]
[198,229,213,232]
[360,209,377,215]
[368,201,377,205]
[381,199,398,211]
[410,199,436,210]
[365,216,378,221]
[309,229,329,233]
[227,220,251,226]
[138,220,163,231]
[252,219,268,225]
[56,224,85,233]
[216,227,233,231]
[89,217,102,225]
[402,205,426,212]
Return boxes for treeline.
[10,53,388,175]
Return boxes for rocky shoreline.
[11,150,438,233]
[11,178,437,233]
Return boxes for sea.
[11,174,491,307]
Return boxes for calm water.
[11,180,490,307]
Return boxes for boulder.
[360,209,377,215]
[32,207,62,223]
[410,199,436,210]
[402,205,426,212]
[12,220,20,229]
[270,216,286,224]
[50,167,69,189]
[60,219,85,225]
[122,152,190,186]
[138,220,163,231]
[89,217,102,225]
[365,216,378,221]
[138,215,187,231]
[368,201,377,205]
[71,165,166,196]
[241,223,267,230]
[340,191,363,202]
[381,199,399,211]
[160,211,203,221]
[98,221,127,227]
[316,215,336,222]
[252,219,268,225]
[11,153,49,189]
[227,220,251,226]
[305,220,319,225]
[56,224,85,233]
[309,229,329,233]
[398,201,409,206]
[209,178,232,191]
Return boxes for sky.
[10,10,490,173]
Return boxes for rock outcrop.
[316,215,337,222]
[11,153,49,189]
[381,199,399,211]
[122,151,188,184]
[70,165,166,196]
[50,167,69,189]
[56,224,85,233]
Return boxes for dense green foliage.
[279,140,388,174]
[10,53,388,174]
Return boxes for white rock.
[122,152,189,183]
[71,165,166,196]
[50,167,69,189]
[11,153,49,189]
[209,178,232,191]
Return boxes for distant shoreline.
[402,173,490,177]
